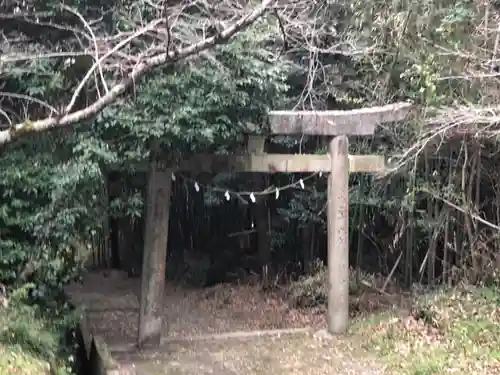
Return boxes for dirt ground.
[111,331,389,375]
[65,270,391,375]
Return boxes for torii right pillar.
[268,103,413,334]
[328,135,349,333]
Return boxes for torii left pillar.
[137,157,173,348]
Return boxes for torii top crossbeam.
[268,103,413,135]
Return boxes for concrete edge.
[90,335,121,375]
[110,327,313,354]
[64,290,120,375]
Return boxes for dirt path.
[112,331,389,375]
[66,271,391,375]
[66,270,325,346]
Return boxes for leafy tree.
[0,1,295,294]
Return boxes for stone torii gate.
[136,102,413,348]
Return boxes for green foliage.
[0,286,79,375]
[96,25,291,164]
[0,131,103,300]
[1,303,58,360]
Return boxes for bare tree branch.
[0,0,275,145]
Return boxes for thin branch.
[61,4,109,95]
[0,52,93,63]
[0,92,59,115]
[65,19,163,114]
[423,187,500,232]
[0,108,12,126]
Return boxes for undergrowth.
[286,259,400,315]
[288,260,500,374]
[0,284,79,375]
[351,286,500,375]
